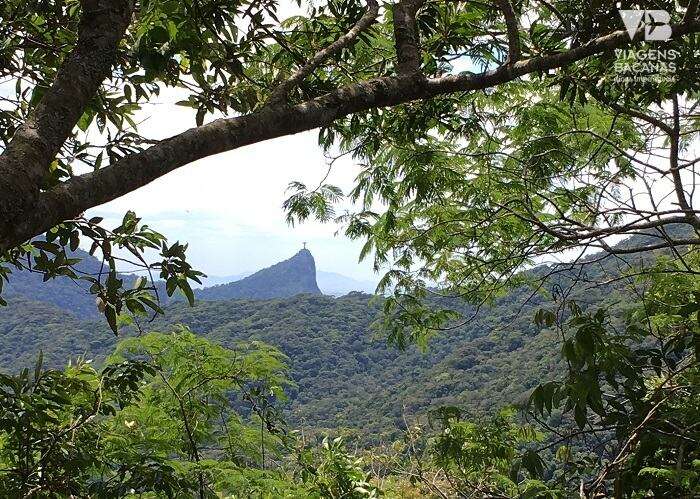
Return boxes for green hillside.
[0,233,694,497]
[0,231,680,444]
[0,269,626,444]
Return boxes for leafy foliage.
[427,407,553,498]
[0,353,157,496]
[297,436,381,498]
[2,1,699,496]
[0,232,670,445]
[525,250,700,496]
[0,212,203,333]
[0,327,400,497]
[0,327,292,496]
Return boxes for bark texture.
[494,0,521,63]
[267,0,380,105]
[392,0,425,74]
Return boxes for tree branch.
[0,0,133,242]
[392,0,425,74]
[267,0,379,105]
[494,0,521,63]
[669,95,697,225]
[684,0,699,23]
[2,18,700,251]
[589,89,673,135]
[0,0,133,184]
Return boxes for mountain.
[198,270,376,296]
[0,238,641,443]
[12,223,686,317]
[3,247,324,319]
[3,247,119,319]
[196,248,322,300]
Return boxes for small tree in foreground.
[0,327,292,497]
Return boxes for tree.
[354,256,699,497]
[0,326,398,497]
[0,326,296,497]
[0,353,161,496]
[105,326,292,497]
[5,4,698,496]
[526,252,700,497]
[1,0,699,326]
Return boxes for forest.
[0,234,664,442]
[0,0,699,497]
[0,246,697,497]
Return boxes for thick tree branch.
[392,0,425,74]
[267,0,379,105]
[0,0,133,243]
[0,0,133,184]
[494,0,521,63]
[2,19,700,251]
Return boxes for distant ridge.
[2,247,159,319]
[198,270,377,296]
[3,246,324,318]
[196,248,322,301]
[315,271,377,296]
[2,226,692,318]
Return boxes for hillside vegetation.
[1,249,695,497]
[0,255,630,443]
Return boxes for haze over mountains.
[199,270,377,296]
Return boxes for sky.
[85,87,378,281]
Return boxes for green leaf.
[140,295,164,315]
[76,110,94,132]
[33,350,43,381]
[105,305,118,334]
[179,278,195,306]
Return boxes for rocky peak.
[197,247,322,301]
